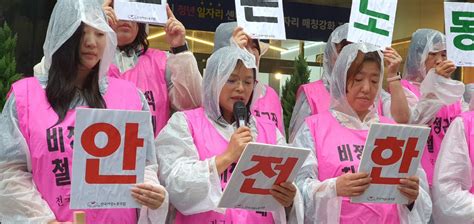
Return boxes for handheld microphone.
[233,101,248,128]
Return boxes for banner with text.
[445,2,474,67]
[218,143,310,211]
[70,108,154,209]
[348,0,398,48]
[351,123,430,204]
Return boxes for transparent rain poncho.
[203,46,257,124]
[402,29,446,82]
[0,0,168,223]
[292,42,433,224]
[34,0,117,80]
[154,46,302,223]
[322,23,349,87]
[329,42,384,128]
[464,83,474,110]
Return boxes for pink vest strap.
[251,85,284,135]
[12,77,142,223]
[460,111,474,193]
[175,107,276,224]
[108,48,169,137]
[401,80,462,185]
[305,111,400,224]
[297,80,331,115]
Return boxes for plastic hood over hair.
[213,22,269,56]
[330,43,384,123]
[36,0,117,79]
[203,46,257,123]
[403,29,446,82]
[322,23,349,86]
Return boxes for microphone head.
[233,101,247,127]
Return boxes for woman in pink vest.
[293,43,431,224]
[289,23,410,142]
[102,0,202,136]
[0,0,167,223]
[214,22,285,137]
[432,97,474,224]
[401,29,467,187]
[155,46,303,223]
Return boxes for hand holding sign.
[165,5,186,48]
[232,26,252,49]
[336,172,371,197]
[398,176,419,204]
[103,0,118,26]
[270,182,297,208]
[131,183,166,210]
[383,47,402,77]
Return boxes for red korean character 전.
[370,137,420,184]
[240,155,298,195]
[81,122,144,184]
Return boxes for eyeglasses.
[225,78,258,88]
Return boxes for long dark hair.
[46,23,106,125]
[119,23,149,56]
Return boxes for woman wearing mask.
[0,0,167,223]
[155,46,302,223]
[293,43,431,224]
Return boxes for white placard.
[351,123,430,204]
[70,108,154,209]
[347,0,398,48]
[235,0,286,40]
[445,2,474,67]
[114,0,167,25]
[218,143,310,211]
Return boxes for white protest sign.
[347,0,398,48]
[445,2,474,67]
[351,123,430,204]
[218,143,310,211]
[70,108,154,209]
[114,0,167,25]
[235,0,286,40]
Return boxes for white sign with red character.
[351,123,430,204]
[70,108,154,209]
[114,0,168,25]
[218,143,310,211]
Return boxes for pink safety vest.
[298,80,384,116]
[12,77,143,223]
[252,84,284,135]
[459,111,474,193]
[401,80,462,185]
[175,107,276,224]
[297,80,331,115]
[108,48,169,137]
[305,111,400,224]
